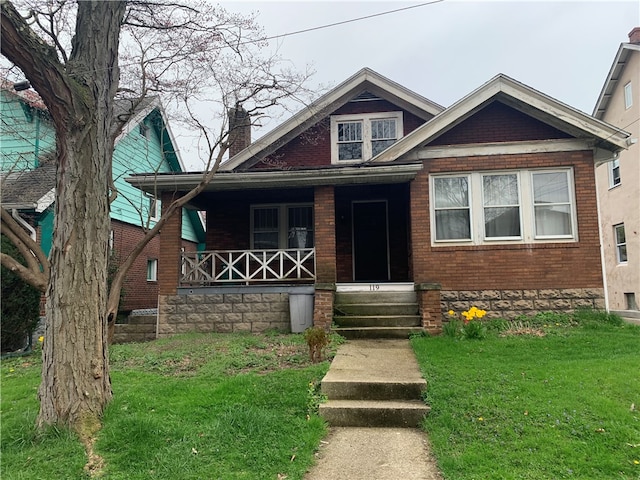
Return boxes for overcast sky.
[212,1,637,127]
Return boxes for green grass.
[412,313,640,480]
[1,332,335,479]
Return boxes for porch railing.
[180,248,316,285]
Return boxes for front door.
[352,200,389,282]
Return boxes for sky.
[184,0,638,163]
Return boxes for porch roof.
[126,162,423,195]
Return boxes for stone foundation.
[441,288,605,320]
[158,285,314,337]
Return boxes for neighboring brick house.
[593,27,640,318]
[128,68,629,337]
[1,84,205,312]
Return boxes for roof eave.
[126,163,423,194]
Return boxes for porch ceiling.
[126,163,423,195]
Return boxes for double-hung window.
[433,176,471,241]
[431,169,576,245]
[609,158,621,188]
[483,174,521,239]
[615,224,627,263]
[531,172,573,238]
[331,112,402,163]
[251,204,314,249]
[624,82,633,109]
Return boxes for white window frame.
[146,258,158,282]
[250,203,314,249]
[608,158,621,188]
[330,112,403,164]
[145,192,159,221]
[430,168,577,246]
[432,174,473,242]
[614,223,627,264]
[624,82,633,109]
[481,172,523,241]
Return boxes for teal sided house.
[127,69,630,338]
[1,83,205,314]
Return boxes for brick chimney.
[228,106,251,158]
[629,27,640,44]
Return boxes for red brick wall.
[110,220,160,311]
[410,150,603,290]
[430,102,572,146]
[158,192,183,296]
[250,102,428,170]
[314,186,337,283]
[111,219,195,311]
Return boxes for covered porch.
[127,164,443,336]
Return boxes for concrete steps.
[333,289,422,339]
[319,339,430,428]
[113,314,157,344]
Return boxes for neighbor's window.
[251,204,314,249]
[615,224,627,263]
[147,259,158,282]
[431,169,576,245]
[609,158,621,188]
[331,112,402,163]
[145,193,159,221]
[624,82,633,109]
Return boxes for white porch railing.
[180,248,316,285]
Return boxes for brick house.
[593,27,640,318]
[1,86,205,312]
[127,69,629,337]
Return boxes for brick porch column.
[313,186,336,329]
[410,170,442,333]
[158,191,183,296]
[416,283,442,334]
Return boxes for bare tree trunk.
[17,1,126,433]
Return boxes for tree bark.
[1,0,126,432]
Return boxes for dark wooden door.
[352,201,389,282]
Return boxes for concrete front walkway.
[304,339,443,479]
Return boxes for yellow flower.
[448,310,455,316]
[634,459,640,465]
[38,336,44,343]
[478,417,484,421]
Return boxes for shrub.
[1,234,41,353]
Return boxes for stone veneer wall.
[157,286,314,337]
[441,288,605,320]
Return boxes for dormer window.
[331,112,402,163]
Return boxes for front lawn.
[412,313,640,479]
[1,332,332,480]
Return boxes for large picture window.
[251,204,314,249]
[431,169,576,245]
[331,112,402,163]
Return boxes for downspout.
[11,208,37,241]
[593,151,618,312]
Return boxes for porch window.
[331,112,402,163]
[251,204,314,249]
[615,224,627,263]
[431,168,576,245]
